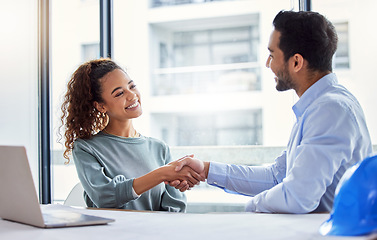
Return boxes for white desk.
[0,205,372,240]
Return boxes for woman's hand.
[163,156,209,192]
[161,163,204,188]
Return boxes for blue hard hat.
[319,154,377,236]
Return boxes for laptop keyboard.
[43,210,85,224]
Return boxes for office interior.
[1,0,377,219]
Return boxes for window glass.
[151,0,233,8]
[113,0,293,212]
[333,22,349,69]
[51,0,99,203]
[50,0,377,210]
[81,43,100,62]
[152,25,260,96]
[151,110,262,146]
[312,0,377,145]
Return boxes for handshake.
[162,155,210,192]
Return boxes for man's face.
[266,30,295,92]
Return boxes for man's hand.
[174,157,206,179]
[166,156,209,192]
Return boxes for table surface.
[0,205,374,240]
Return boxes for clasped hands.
[162,155,209,192]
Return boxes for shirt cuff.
[132,186,141,199]
[207,162,228,188]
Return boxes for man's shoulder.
[313,84,360,110]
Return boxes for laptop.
[0,145,115,228]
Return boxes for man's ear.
[291,53,304,72]
[94,101,106,113]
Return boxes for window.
[51,0,99,203]
[152,25,260,96]
[333,22,349,69]
[4,0,377,211]
[81,43,100,62]
[114,0,295,212]
[49,0,377,211]
[312,0,377,145]
[151,0,233,8]
[151,110,262,146]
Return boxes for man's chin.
[276,85,291,92]
[275,79,293,91]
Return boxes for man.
[171,10,372,213]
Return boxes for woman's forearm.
[133,164,202,195]
[132,167,166,195]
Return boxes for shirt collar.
[292,73,338,120]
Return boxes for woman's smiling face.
[95,69,142,121]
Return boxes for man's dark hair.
[273,10,338,72]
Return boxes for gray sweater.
[72,131,186,212]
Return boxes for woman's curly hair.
[60,58,122,161]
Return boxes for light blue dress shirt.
[207,73,372,213]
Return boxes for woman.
[60,58,202,211]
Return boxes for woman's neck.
[103,120,138,138]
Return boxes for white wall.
[0,1,39,190]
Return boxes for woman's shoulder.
[74,132,101,142]
[73,132,108,149]
[142,136,169,149]
[144,135,167,144]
